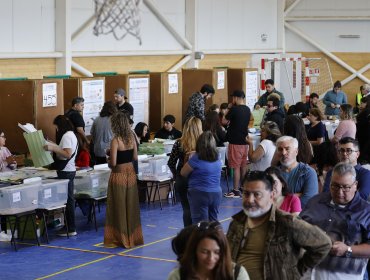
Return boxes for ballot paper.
[19,123,54,168]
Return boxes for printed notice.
[13,192,21,203]
[44,188,52,199]
[42,83,57,107]
[217,71,225,89]
[245,71,259,109]
[168,74,178,94]
[92,178,99,188]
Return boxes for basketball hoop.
[93,0,142,45]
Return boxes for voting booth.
[149,72,182,132]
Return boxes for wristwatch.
[345,246,353,258]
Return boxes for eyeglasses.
[267,104,274,108]
[337,148,358,155]
[196,221,222,231]
[330,181,357,192]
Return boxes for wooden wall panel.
[0,59,55,79]
[298,52,370,107]
[72,55,183,76]
[0,80,34,153]
[199,54,251,69]
[34,79,64,142]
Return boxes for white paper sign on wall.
[42,83,57,107]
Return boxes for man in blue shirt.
[323,80,348,116]
[276,136,318,208]
[323,137,370,201]
[301,162,370,280]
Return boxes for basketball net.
[93,0,142,45]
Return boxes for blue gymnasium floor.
[0,180,242,280]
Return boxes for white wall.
[285,0,370,52]
[0,0,279,54]
[196,0,278,51]
[0,0,55,52]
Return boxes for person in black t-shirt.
[265,95,285,133]
[65,96,89,145]
[154,115,182,140]
[224,90,251,198]
[114,88,134,118]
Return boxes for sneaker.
[56,228,77,237]
[224,189,241,198]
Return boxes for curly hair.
[110,112,133,147]
[180,117,203,154]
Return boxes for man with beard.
[304,92,319,116]
[226,171,331,280]
[276,136,318,208]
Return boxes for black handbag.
[49,145,78,171]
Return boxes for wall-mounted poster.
[245,71,259,109]
[129,77,149,127]
[168,73,178,94]
[81,79,105,135]
[217,71,225,90]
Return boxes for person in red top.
[75,134,90,168]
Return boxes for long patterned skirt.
[104,163,144,248]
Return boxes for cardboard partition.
[227,68,259,109]
[63,78,79,113]
[98,74,128,103]
[0,80,35,153]
[149,72,182,132]
[181,69,213,122]
[34,79,65,142]
[212,68,228,106]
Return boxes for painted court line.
[122,235,176,253]
[120,254,177,263]
[35,255,115,280]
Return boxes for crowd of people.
[168,80,370,280]
[1,79,369,279]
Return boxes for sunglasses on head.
[196,221,223,231]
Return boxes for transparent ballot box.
[0,182,41,215]
[74,170,110,199]
[138,156,170,180]
[217,147,226,166]
[38,179,69,209]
